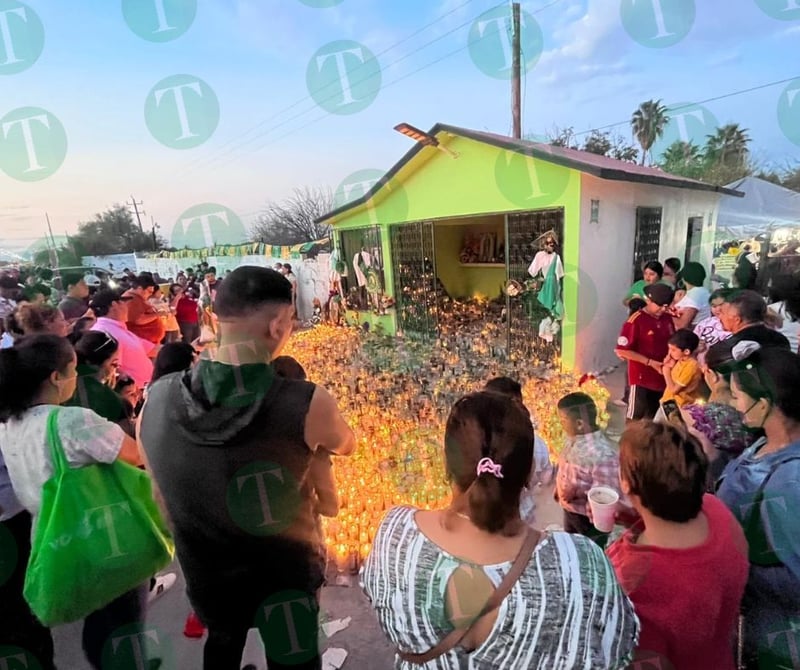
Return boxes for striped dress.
[361,506,639,669]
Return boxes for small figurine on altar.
[528,232,565,338]
[527,232,564,282]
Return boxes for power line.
[178,0,482,177]
[572,75,800,138]
[205,0,564,174]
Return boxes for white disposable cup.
[588,486,620,533]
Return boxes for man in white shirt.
[527,235,564,280]
[89,289,156,387]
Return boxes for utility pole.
[151,215,160,251]
[45,212,59,267]
[511,2,522,140]
[128,196,145,232]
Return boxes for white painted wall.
[576,173,721,373]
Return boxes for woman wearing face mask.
[716,342,800,669]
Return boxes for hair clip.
[476,457,503,479]
[732,340,761,362]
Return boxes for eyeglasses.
[93,331,118,353]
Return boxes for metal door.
[633,207,662,280]
[505,208,564,364]
[390,221,438,338]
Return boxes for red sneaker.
[183,612,206,639]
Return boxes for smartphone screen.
[661,400,684,424]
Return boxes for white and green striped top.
[361,506,639,669]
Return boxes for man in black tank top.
[139,266,355,670]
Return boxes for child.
[555,392,623,547]
[483,376,552,528]
[661,329,703,408]
[272,356,339,519]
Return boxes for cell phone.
[661,400,684,424]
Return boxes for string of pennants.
[146,238,331,260]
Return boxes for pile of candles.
[283,307,609,570]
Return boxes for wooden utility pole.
[511,2,522,139]
[128,196,145,232]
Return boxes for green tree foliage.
[33,204,165,267]
[631,100,670,165]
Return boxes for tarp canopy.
[717,177,800,238]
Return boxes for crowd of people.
[0,262,798,669]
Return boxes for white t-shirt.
[0,405,124,517]
[769,301,800,353]
[91,317,155,387]
[676,286,711,326]
[528,251,564,280]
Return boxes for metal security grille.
[506,208,564,363]
[633,207,662,281]
[390,221,438,338]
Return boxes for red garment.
[606,495,748,670]
[175,296,199,324]
[616,310,675,391]
[125,292,166,344]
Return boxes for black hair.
[444,392,533,535]
[725,289,767,324]
[709,287,733,303]
[769,274,800,321]
[669,328,700,353]
[61,272,84,290]
[272,355,307,381]
[0,335,74,422]
[705,339,737,376]
[483,376,522,400]
[628,297,646,314]
[557,392,599,429]
[214,266,292,318]
[132,274,157,290]
[74,331,119,367]
[643,260,664,278]
[67,316,96,345]
[151,342,195,382]
[22,284,51,301]
[731,347,800,423]
[206,267,216,274]
[620,421,707,523]
[664,258,681,274]
[115,375,136,393]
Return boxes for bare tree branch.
[250,186,333,245]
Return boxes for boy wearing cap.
[615,283,676,421]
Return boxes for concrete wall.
[577,173,720,373]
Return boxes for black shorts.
[627,385,662,421]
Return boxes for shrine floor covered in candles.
[282,319,612,570]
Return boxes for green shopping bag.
[24,409,174,625]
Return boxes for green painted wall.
[330,133,582,369]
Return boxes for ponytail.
[444,392,533,536]
[0,335,74,422]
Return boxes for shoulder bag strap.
[45,408,69,476]
[397,528,541,665]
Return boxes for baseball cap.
[89,288,132,316]
[644,283,675,307]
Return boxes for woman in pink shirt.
[606,421,749,670]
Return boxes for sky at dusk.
[1,0,799,257]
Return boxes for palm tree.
[631,100,670,166]
[705,123,751,168]
[659,141,705,180]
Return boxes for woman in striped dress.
[361,391,639,669]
